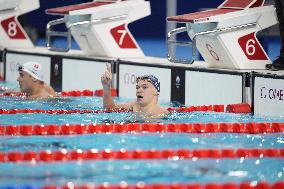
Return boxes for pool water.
[0,82,284,187]
[1,95,284,125]
[1,132,283,151]
[0,158,283,186]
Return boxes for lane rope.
[0,122,283,136]
[0,88,257,113]
[0,108,127,114]
[0,105,225,115]
[0,181,283,189]
[0,89,118,97]
[1,148,283,163]
[41,181,284,189]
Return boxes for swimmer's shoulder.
[157,106,170,117]
[44,84,56,96]
[116,101,136,111]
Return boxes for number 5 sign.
[111,24,137,49]
[238,32,268,60]
[1,16,26,39]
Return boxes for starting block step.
[167,9,238,23]
[220,0,264,9]
[46,1,113,15]
[45,0,150,58]
[0,0,20,11]
[167,0,276,70]
[0,0,39,49]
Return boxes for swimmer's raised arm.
[101,64,133,110]
[101,63,115,109]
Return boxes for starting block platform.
[1,46,284,117]
[0,0,39,49]
[167,0,277,69]
[45,0,150,58]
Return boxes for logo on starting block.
[111,24,137,49]
[238,32,268,60]
[1,17,26,39]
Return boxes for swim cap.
[18,62,44,82]
[136,75,160,92]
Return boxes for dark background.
[21,0,223,39]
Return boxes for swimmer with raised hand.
[101,63,169,118]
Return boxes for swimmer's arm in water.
[101,64,134,111]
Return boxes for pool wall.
[1,48,284,117]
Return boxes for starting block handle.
[46,14,127,52]
[192,22,257,39]
[167,27,195,64]
[46,18,72,52]
[167,22,257,64]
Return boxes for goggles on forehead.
[17,62,44,81]
[18,66,23,71]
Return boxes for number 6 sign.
[238,32,268,60]
[206,44,220,61]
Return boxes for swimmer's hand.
[101,63,112,88]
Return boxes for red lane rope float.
[94,88,117,97]
[0,89,118,97]
[0,122,284,136]
[0,86,9,91]
[1,148,283,163]
[226,103,251,114]
[169,105,224,112]
[0,105,225,115]
[0,90,253,114]
[42,181,284,189]
[0,108,128,114]
[0,91,25,97]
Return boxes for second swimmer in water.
[17,61,56,99]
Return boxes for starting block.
[46,0,151,58]
[167,0,277,69]
[0,0,39,48]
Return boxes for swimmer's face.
[17,71,34,93]
[136,79,158,106]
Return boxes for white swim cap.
[18,62,44,82]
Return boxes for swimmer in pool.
[17,61,56,99]
[101,64,169,119]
